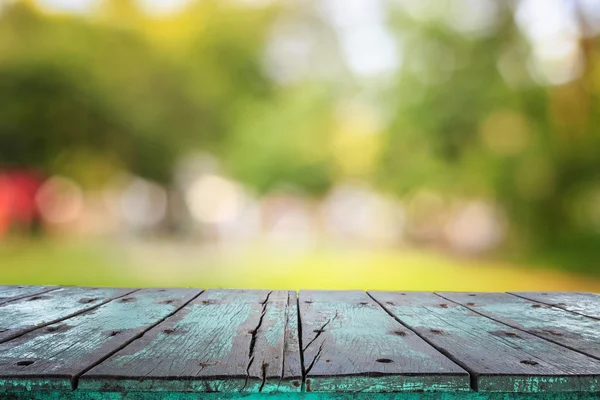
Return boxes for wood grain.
[80,289,301,393]
[438,292,600,360]
[0,287,135,343]
[369,291,600,393]
[0,288,200,391]
[510,292,600,320]
[299,290,469,393]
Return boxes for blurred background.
[0,0,599,291]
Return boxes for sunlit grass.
[0,239,599,292]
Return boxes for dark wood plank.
[0,288,200,391]
[0,287,135,343]
[299,290,469,393]
[438,292,600,361]
[510,292,600,320]
[369,291,600,393]
[0,286,57,305]
[80,289,301,393]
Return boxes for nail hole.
[468,294,476,297]
[504,332,520,337]
[532,304,542,308]
[393,330,407,336]
[521,360,539,366]
[120,297,136,303]
[376,358,393,363]
[430,329,444,334]
[359,302,368,305]
[109,330,122,337]
[325,359,330,363]
[400,293,406,296]
[439,304,448,308]
[16,361,34,366]
[466,302,476,306]
[386,301,394,305]
[304,300,313,304]
[45,326,61,333]
[78,298,100,304]
[158,300,174,305]
[28,296,45,301]
[543,330,562,336]
[163,329,176,334]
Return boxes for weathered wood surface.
[0,287,135,343]
[0,285,57,305]
[80,289,302,393]
[369,291,600,393]
[510,292,600,320]
[0,288,200,392]
[0,286,599,396]
[299,290,469,392]
[438,292,600,360]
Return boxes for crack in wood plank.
[242,291,272,392]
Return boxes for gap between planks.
[435,292,600,362]
[366,292,480,391]
[0,288,141,346]
[70,290,205,390]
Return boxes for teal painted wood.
[80,289,301,393]
[438,292,600,360]
[510,292,600,320]
[0,288,201,392]
[298,290,469,393]
[0,286,135,343]
[0,285,57,305]
[368,291,600,393]
[2,390,600,400]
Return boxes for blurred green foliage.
[1,0,600,274]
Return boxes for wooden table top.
[0,286,598,399]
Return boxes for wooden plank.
[369,291,600,393]
[80,289,301,393]
[438,292,600,361]
[0,286,57,305]
[298,290,469,393]
[280,291,303,391]
[0,287,135,343]
[510,292,600,320]
[0,288,200,392]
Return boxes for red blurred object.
[0,170,45,238]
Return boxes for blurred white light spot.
[186,175,244,224]
[120,178,168,229]
[339,24,400,77]
[445,0,499,37]
[319,0,400,77]
[527,38,584,86]
[444,201,505,254]
[516,0,583,85]
[264,20,316,84]
[35,176,84,224]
